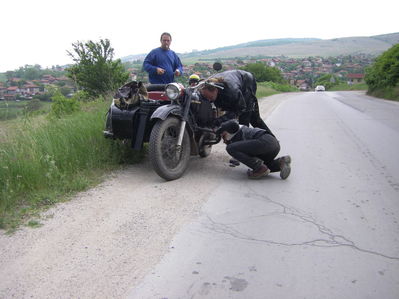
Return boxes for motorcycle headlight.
[165,83,183,100]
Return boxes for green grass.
[0,100,51,121]
[329,83,368,91]
[256,81,298,98]
[0,101,26,120]
[367,85,399,101]
[0,101,144,232]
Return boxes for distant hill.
[180,38,320,58]
[121,32,399,62]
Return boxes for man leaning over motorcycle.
[199,69,270,132]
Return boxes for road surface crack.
[203,191,399,261]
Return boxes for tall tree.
[66,39,129,98]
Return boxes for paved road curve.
[129,91,399,299]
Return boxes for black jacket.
[211,70,257,115]
[230,126,273,143]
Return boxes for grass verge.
[257,81,297,98]
[329,83,368,91]
[367,86,399,101]
[0,101,144,232]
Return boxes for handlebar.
[189,80,224,91]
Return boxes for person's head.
[199,77,223,101]
[188,74,200,86]
[160,32,172,50]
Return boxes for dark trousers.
[226,134,281,172]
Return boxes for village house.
[302,60,312,67]
[4,86,19,100]
[42,74,57,83]
[295,79,311,91]
[347,73,365,84]
[0,85,6,99]
[20,83,40,96]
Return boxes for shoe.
[229,158,240,167]
[247,164,270,179]
[279,155,291,180]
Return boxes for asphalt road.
[129,91,399,299]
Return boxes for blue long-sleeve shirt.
[143,47,183,84]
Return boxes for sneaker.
[248,164,270,179]
[279,155,291,180]
[229,158,240,167]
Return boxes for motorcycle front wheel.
[149,117,191,181]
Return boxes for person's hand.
[221,132,228,144]
[175,69,181,76]
[156,68,165,75]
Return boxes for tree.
[16,65,41,80]
[66,39,129,98]
[241,63,285,83]
[365,44,399,92]
[315,74,341,89]
[5,71,15,81]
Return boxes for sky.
[1,0,398,73]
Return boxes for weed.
[26,220,42,228]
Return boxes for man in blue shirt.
[143,32,183,84]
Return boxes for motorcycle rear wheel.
[149,117,191,181]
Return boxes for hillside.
[121,32,399,62]
[180,38,321,58]
[181,33,399,60]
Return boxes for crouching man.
[216,119,291,179]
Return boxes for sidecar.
[103,83,171,150]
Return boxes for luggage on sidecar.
[104,82,170,150]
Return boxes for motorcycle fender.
[150,104,182,120]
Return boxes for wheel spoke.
[161,126,182,168]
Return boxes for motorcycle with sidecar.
[104,63,224,181]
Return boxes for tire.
[198,134,212,158]
[199,145,212,157]
[149,117,191,181]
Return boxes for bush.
[365,44,399,92]
[26,99,42,112]
[71,90,93,102]
[49,91,80,118]
[242,63,285,83]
